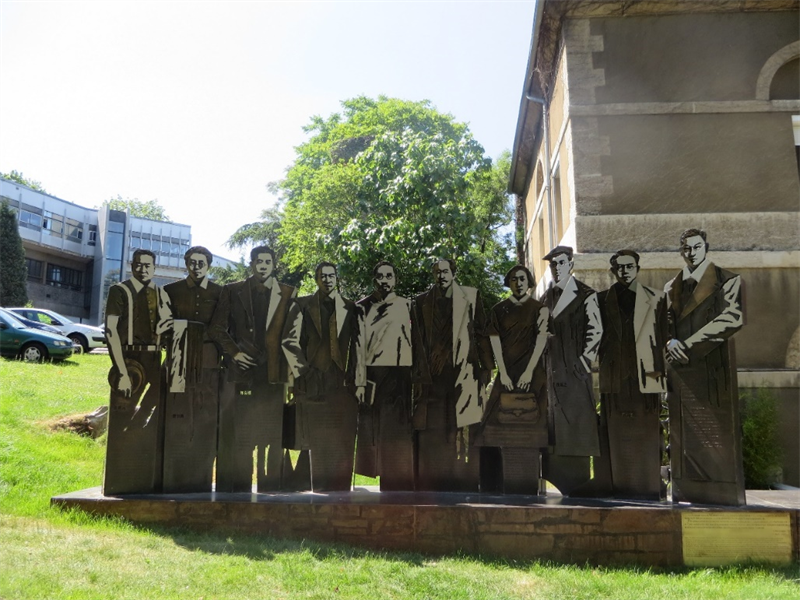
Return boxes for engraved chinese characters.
[664,229,745,506]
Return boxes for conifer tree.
[0,200,29,306]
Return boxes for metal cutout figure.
[664,229,745,506]
[282,262,360,491]
[539,246,603,496]
[209,246,297,493]
[354,261,415,491]
[103,249,172,495]
[411,258,493,492]
[475,265,550,495]
[162,246,223,493]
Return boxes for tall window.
[26,258,43,281]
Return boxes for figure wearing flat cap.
[539,245,603,496]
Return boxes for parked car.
[8,308,106,352]
[0,308,75,362]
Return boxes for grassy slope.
[0,355,798,600]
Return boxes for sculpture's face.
[433,261,454,291]
[132,255,155,284]
[612,255,639,286]
[374,265,396,295]
[251,252,274,283]
[681,235,707,269]
[317,266,337,294]
[186,253,209,283]
[549,254,573,284]
[508,269,530,299]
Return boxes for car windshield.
[47,311,74,325]
[0,310,29,330]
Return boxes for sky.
[0,1,536,261]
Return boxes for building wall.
[2,177,193,326]
[519,6,800,484]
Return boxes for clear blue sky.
[1,1,536,260]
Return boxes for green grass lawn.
[1,354,798,599]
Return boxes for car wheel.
[20,342,48,363]
[68,333,89,353]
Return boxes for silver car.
[8,308,106,353]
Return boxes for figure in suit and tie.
[209,245,296,492]
[540,245,603,496]
[594,249,669,500]
[664,228,745,506]
[282,262,360,491]
[411,258,494,492]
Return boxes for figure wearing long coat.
[540,275,603,495]
[596,281,668,500]
[664,260,745,506]
[209,276,296,492]
[282,289,360,491]
[411,282,493,491]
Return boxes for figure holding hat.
[103,248,173,495]
[539,245,603,496]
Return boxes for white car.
[9,308,106,353]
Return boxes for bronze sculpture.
[475,265,550,495]
[595,250,669,500]
[411,259,493,492]
[353,261,415,491]
[664,229,745,506]
[162,246,223,493]
[103,249,172,495]
[539,246,603,496]
[209,246,297,492]
[282,262,360,491]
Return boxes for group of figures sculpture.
[103,227,746,506]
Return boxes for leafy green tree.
[208,258,250,285]
[232,96,514,303]
[100,196,171,222]
[1,170,47,193]
[0,200,29,306]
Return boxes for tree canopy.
[0,200,29,306]
[229,96,514,304]
[101,196,171,222]
[1,170,47,194]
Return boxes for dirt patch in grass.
[44,407,107,438]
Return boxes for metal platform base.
[51,487,800,566]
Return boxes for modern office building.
[1,176,232,326]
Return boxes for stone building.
[509,0,800,484]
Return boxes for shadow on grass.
[57,505,800,581]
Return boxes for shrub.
[740,388,783,489]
